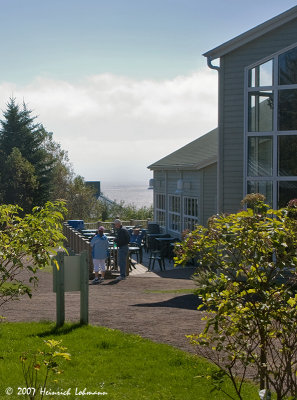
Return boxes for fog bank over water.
[101,182,153,208]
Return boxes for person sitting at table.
[130,228,140,243]
[90,226,110,284]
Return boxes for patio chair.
[148,250,165,271]
[129,229,145,263]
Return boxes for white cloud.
[0,68,218,182]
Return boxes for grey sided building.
[204,5,297,213]
[148,128,217,237]
[148,5,297,236]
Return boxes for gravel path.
[1,266,205,353]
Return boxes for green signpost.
[53,250,89,327]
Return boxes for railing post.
[53,251,65,328]
[80,251,89,325]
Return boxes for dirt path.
[1,267,204,353]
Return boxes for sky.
[0,0,296,184]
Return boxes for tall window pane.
[248,60,273,87]
[247,181,273,205]
[183,197,199,231]
[156,210,165,228]
[169,196,180,213]
[248,136,272,176]
[278,181,297,208]
[278,89,297,131]
[278,136,297,176]
[169,195,181,232]
[155,194,165,209]
[279,47,297,85]
[155,194,166,228]
[248,91,273,132]
[259,60,273,86]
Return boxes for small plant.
[20,339,71,399]
[241,192,268,214]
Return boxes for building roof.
[148,128,218,171]
[204,6,297,61]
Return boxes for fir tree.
[2,148,38,213]
[0,98,54,207]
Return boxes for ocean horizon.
[100,182,153,208]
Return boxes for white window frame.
[154,193,166,228]
[183,197,199,231]
[168,194,181,233]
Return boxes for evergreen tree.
[2,148,38,213]
[42,131,74,201]
[0,98,54,207]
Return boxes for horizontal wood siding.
[167,171,181,194]
[220,19,297,213]
[153,171,166,192]
[182,171,200,197]
[203,163,217,225]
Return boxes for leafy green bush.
[0,201,66,310]
[175,195,297,400]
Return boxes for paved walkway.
[1,256,204,354]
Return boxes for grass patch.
[0,322,259,399]
[144,288,195,294]
[41,263,53,273]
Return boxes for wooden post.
[54,251,65,327]
[126,250,130,277]
[80,251,89,325]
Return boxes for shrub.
[0,201,66,310]
[175,196,297,400]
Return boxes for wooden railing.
[63,223,93,278]
[84,219,150,231]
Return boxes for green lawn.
[0,322,259,400]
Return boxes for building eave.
[148,157,217,172]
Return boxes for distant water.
[101,182,153,208]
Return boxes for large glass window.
[246,45,297,209]
[248,136,272,176]
[278,89,297,131]
[279,47,297,85]
[278,136,297,176]
[278,181,297,208]
[248,91,273,132]
[247,181,273,206]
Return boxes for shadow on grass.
[131,294,204,310]
[35,322,84,337]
